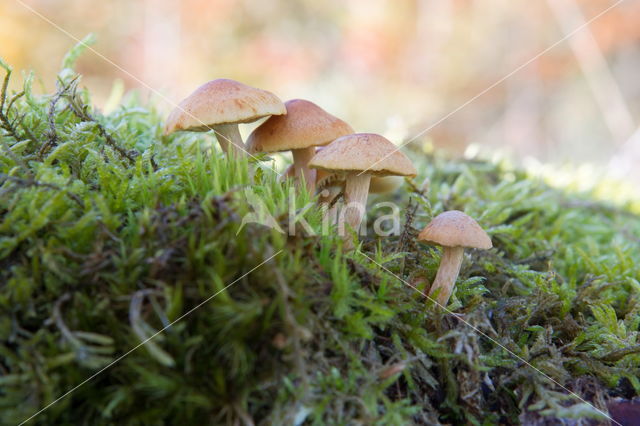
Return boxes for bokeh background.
[2,0,640,187]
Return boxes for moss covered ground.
[1,41,640,425]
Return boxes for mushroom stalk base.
[291,148,316,192]
[213,124,245,157]
[428,246,464,306]
[340,172,371,250]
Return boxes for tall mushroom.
[309,133,416,249]
[417,210,492,306]
[165,79,286,157]
[246,99,353,191]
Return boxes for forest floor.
[1,42,640,425]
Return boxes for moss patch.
[1,41,639,425]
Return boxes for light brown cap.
[308,133,417,177]
[246,99,354,153]
[418,210,492,249]
[165,79,286,134]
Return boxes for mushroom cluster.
[166,79,492,306]
[166,79,417,245]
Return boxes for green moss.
[1,41,639,425]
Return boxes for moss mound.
[1,42,639,425]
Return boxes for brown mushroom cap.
[418,210,492,249]
[165,79,286,134]
[308,133,417,177]
[246,99,354,153]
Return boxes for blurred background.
[1,0,640,188]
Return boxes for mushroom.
[309,133,416,249]
[282,151,404,208]
[246,99,353,191]
[281,148,403,198]
[165,79,286,156]
[417,210,492,306]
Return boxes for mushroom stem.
[340,172,371,249]
[213,124,245,157]
[291,147,316,192]
[428,246,464,306]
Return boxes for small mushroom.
[165,79,286,157]
[417,211,492,306]
[246,99,353,191]
[309,133,416,249]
